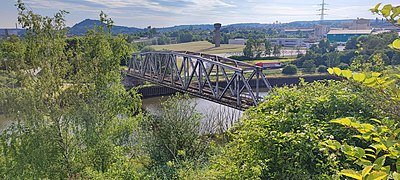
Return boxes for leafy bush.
[338,62,350,70]
[209,80,387,179]
[322,118,400,180]
[282,64,298,75]
[140,46,156,53]
[141,94,211,178]
[392,51,400,65]
[318,4,400,179]
[317,65,328,73]
[302,59,316,73]
[0,4,143,179]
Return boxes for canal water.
[142,91,269,114]
[142,91,269,133]
[0,115,12,131]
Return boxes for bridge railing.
[127,51,272,110]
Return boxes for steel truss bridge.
[127,51,272,110]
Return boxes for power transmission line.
[317,0,328,21]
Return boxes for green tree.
[302,59,316,73]
[391,51,400,65]
[350,54,368,71]
[311,40,335,54]
[178,31,193,43]
[141,94,210,178]
[273,45,282,57]
[282,64,297,75]
[147,26,157,38]
[140,46,156,53]
[338,62,350,70]
[252,38,264,58]
[325,52,341,67]
[158,35,171,45]
[317,65,328,73]
[345,36,359,50]
[0,2,143,179]
[371,53,385,72]
[243,38,254,58]
[264,40,272,57]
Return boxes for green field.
[151,41,244,54]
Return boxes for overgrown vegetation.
[0,2,143,179]
[295,32,400,74]
[1,1,400,179]
[140,94,211,179]
[282,64,298,75]
[207,80,389,179]
[322,65,400,179]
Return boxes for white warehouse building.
[267,38,308,47]
[228,38,248,45]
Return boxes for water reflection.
[142,92,269,133]
[0,115,12,131]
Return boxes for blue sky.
[0,0,398,28]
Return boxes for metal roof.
[327,29,372,35]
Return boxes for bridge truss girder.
[127,51,271,110]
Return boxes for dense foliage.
[282,64,298,75]
[323,66,400,179]
[140,94,211,179]
[1,1,400,179]
[242,37,283,58]
[317,65,328,73]
[0,2,143,179]
[208,80,390,179]
[284,29,400,76]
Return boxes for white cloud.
[14,0,400,28]
[252,5,316,17]
[105,0,235,14]
[25,0,100,13]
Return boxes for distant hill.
[68,19,144,36]
[68,19,394,36]
[156,24,215,32]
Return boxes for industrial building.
[314,24,330,38]
[0,29,22,37]
[228,38,248,45]
[327,18,373,43]
[327,29,372,42]
[344,18,371,30]
[267,38,316,47]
